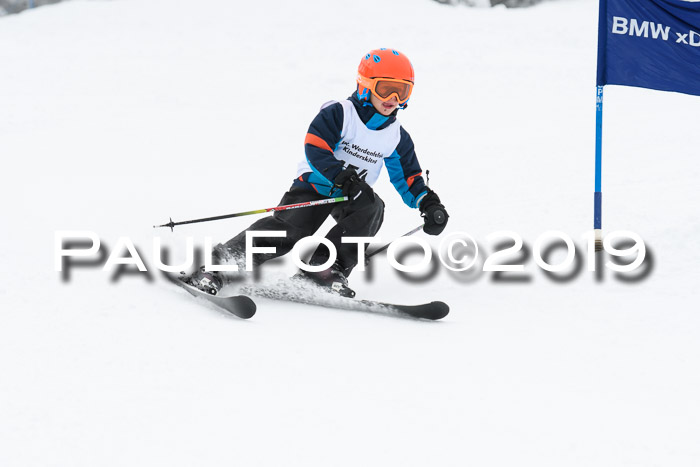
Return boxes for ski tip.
[426,301,450,320]
[394,301,450,320]
[234,296,257,319]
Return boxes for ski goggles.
[357,75,414,104]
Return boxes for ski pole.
[154,196,349,231]
[365,224,423,264]
[365,170,432,263]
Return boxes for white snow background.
[1,0,699,465]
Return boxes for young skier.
[187,48,449,297]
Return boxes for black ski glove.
[334,167,375,207]
[419,189,449,235]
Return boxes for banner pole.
[594,85,604,252]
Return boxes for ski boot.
[294,262,356,298]
[183,266,224,295]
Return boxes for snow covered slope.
[1,0,699,466]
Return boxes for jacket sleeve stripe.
[385,151,424,209]
[406,172,422,188]
[385,127,429,209]
[304,132,334,153]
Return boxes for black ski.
[166,273,256,319]
[240,281,448,320]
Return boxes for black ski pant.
[216,186,384,276]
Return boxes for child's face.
[370,93,399,116]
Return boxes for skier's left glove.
[419,189,449,235]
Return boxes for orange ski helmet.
[357,48,414,108]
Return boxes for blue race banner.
[597,0,700,96]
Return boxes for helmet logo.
[373,55,381,63]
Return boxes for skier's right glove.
[419,189,449,235]
[334,167,375,207]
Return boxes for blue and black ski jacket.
[293,92,429,209]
